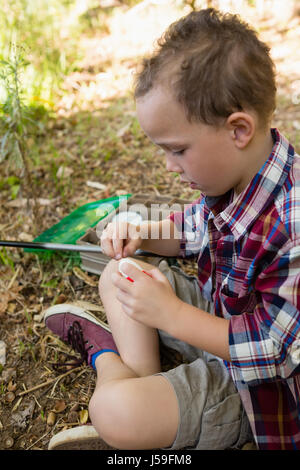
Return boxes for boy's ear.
[226,112,255,149]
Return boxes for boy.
[45,8,300,450]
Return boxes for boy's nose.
[166,155,182,173]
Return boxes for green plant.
[18,339,26,358]
[0,0,83,104]
[0,44,41,232]
[0,247,15,270]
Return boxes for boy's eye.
[172,149,185,156]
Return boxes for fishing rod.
[0,240,163,257]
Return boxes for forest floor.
[0,2,299,450]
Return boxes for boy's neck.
[234,128,274,198]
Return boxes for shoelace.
[52,321,93,371]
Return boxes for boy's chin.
[189,182,201,190]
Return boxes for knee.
[98,259,118,297]
[88,383,137,449]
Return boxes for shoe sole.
[43,303,111,333]
[48,425,116,450]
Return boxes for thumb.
[147,266,167,282]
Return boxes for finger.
[147,266,168,282]
[123,238,140,258]
[100,229,115,258]
[115,288,133,307]
[112,222,128,260]
[111,272,134,292]
[119,262,154,285]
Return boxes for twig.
[12,396,23,412]
[7,265,21,290]
[56,422,80,428]
[26,428,52,450]
[70,367,88,383]
[17,366,82,397]
[50,364,87,396]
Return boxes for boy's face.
[136,86,245,197]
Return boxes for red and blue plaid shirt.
[170,129,300,450]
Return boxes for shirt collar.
[205,128,295,239]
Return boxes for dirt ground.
[0,2,299,450]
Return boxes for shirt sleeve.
[168,197,204,259]
[229,239,300,385]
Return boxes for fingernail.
[115,254,121,260]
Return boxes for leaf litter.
[0,2,299,450]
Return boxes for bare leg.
[98,258,161,377]
[89,352,179,450]
[89,258,179,449]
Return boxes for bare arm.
[139,218,181,257]
[169,301,231,361]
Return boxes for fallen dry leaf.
[5,391,15,403]
[72,267,98,286]
[54,294,67,304]
[79,409,89,424]
[56,166,74,178]
[47,411,56,426]
[18,232,33,242]
[52,400,67,413]
[67,410,78,423]
[10,400,35,429]
[7,198,58,208]
[72,300,104,312]
[0,340,6,365]
[7,380,17,392]
[0,293,9,315]
[86,181,107,190]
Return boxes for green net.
[25,194,131,259]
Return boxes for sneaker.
[44,303,118,369]
[48,424,116,450]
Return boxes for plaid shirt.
[169,129,300,450]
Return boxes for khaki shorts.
[156,260,253,450]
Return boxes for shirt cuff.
[228,313,276,384]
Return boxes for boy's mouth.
[179,177,200,189]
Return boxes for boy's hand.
[111,262,183,331]
[100,221,143,260]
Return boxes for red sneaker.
[44,303,118,369]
